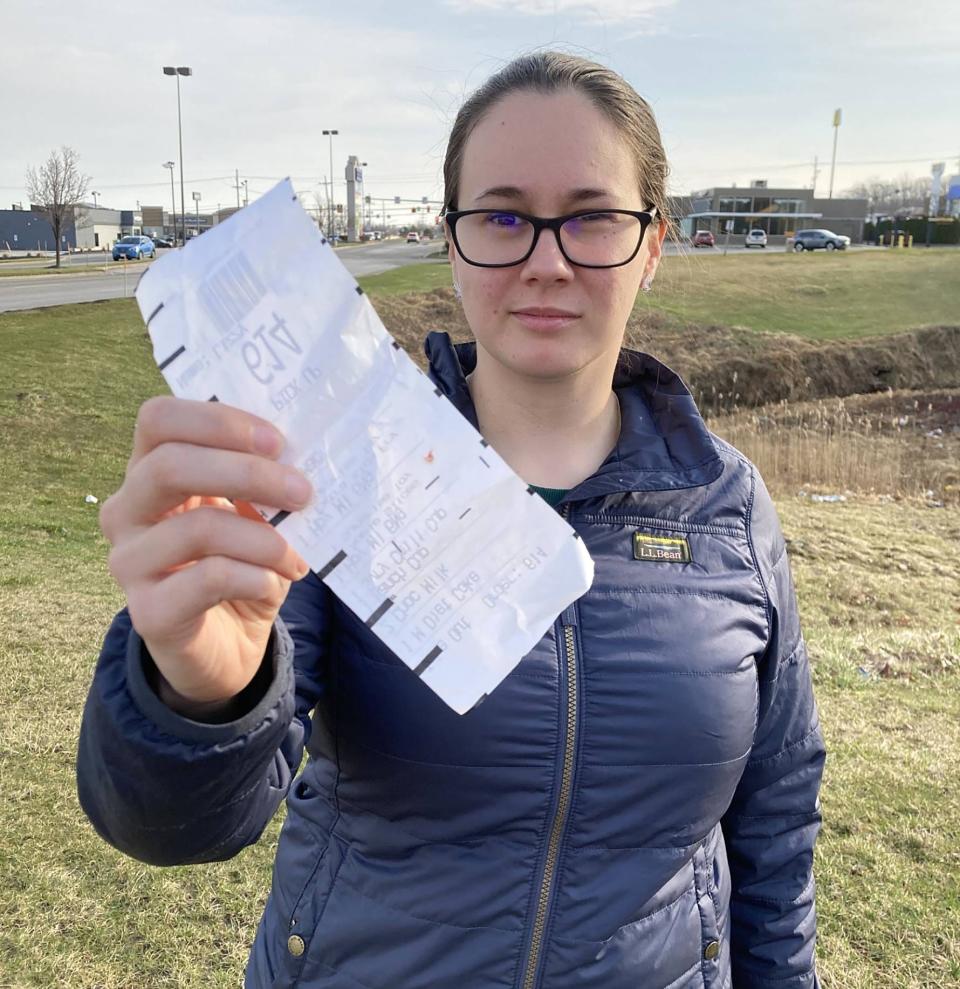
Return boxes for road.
[0,240,442,313]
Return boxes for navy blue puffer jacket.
[78,332,825,989]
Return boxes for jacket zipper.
[521,506,579,989]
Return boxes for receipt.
[135,178,594,714]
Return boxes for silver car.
[792,229,850,252]
[744,229,767,248]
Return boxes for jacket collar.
[424,331,724,497]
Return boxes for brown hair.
[442,51,672,232]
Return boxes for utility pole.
[811,156,820,194]
[828,108,842,199]
[234,169,241,209]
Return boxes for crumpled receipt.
[134,178,594,714]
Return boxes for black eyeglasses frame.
[443,206,658,269]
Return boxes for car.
[406,231,420,243]
[791,229,850,252]
[692,230,715,248]
[153,237,173,249]
[744,228,767,248]
[112,235,156,260]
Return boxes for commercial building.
[673,181,867,245]
[0,205,75,253]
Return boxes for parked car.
[153,237,173,249]
[692,230,715,248]
[112,235,156,260]
[744,228,768,248]
[791,229,850,252]
[406,231,420,243]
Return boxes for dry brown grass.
[709,390,960,505]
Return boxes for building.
[672,181,867,244]
[0,205,76,253]
[74,205,130,250]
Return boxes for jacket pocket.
[692,835,726,988]
[260,775,345,988]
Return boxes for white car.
[406,231,420,243]
[744,229,767,248]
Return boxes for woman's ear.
[641,222,668,290]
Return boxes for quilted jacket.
[78,331,825,989]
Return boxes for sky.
[2,0,958,221]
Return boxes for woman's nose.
[519,226,574,281]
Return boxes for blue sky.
[2,0,957,217]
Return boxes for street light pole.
[92,191,99,208]
[163,65,193,244]
[192,191,201,238]
[162,161,176,241]
[828,107,841,200]
[322,128,338,237]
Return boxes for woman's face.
[449,88,665,382]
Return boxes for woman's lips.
[510,309,581,331]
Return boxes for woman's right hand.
[99,395,314,715]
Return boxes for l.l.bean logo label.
[633,531,692,564]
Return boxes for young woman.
[79,52,824,989]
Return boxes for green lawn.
[0,288,957,987]
[646,247,960,340]
[359,247,960,340]
[0,264,139,278]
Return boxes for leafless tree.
[843,174,930,216]
[25,146,90,267]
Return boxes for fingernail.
[252,424,283,457]
[296,559,311,579]
[285,470,312,506]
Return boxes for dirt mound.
[373,287,960,413]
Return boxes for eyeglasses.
[444,207,658,269]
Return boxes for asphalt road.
[0,240,442,313]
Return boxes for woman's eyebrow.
[473,186,613,205]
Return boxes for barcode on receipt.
[198,251,267,334]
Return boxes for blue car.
[112,235,156,261]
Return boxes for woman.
[78,52,824,989]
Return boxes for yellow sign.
[833,108,842,127]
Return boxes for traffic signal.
[365,195,371,204]
[336,204,343,213]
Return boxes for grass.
[0,260,150,278]
[708,391,960,504]
[352,246,960,340]
[645,247,960,340]
[358,259,452,295]
[1,288,958,987]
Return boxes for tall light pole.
[322,128,338,236]
[192,191,202,237]
[162,65,192,244]
[162,161,176,241]
[91,191,99,208]
[828,107,842,200]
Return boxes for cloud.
[442,0,676,28]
